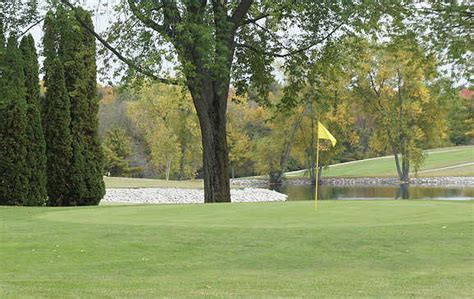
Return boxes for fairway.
[287,145,474,178]
[1,201,473,297]
[104,176,204,189]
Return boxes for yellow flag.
[318,122,337,147]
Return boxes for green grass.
[104,176,203,189]
[287,145,474,178]
[419,164,473,177]
[1,200,473,297]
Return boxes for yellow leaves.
[407,102,423,117]
[227,123,251,167]
[98,85,116,105]
[418,88,431,102]
[127,83,201,179]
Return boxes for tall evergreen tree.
[0,21,5,199]
[59,9,104,205]
[42,9,104,206]
[43,58,74,206]
[0,34,29,205]
[80,10,105,205]
[43,13,74,206]
[20,34,48,206]
[57,8,87,203]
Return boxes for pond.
[269,184,474,201]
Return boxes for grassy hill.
[287,145,474,178]
[1,200,472,297]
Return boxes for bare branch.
[236,21,346,58]
[19,17,44,37]
[368,72,380,97]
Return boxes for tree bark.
[195,98,231,202]
[401,152,410,182]
[392,144,403,180]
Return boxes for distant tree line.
[0,8,104,206]
[97,35,472,184]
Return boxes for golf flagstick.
[314,122,320,210]
[314,121,336,210]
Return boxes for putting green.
[37,200,469,228]
[1,200,473,297]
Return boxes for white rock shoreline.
[102,187,287,204]
[231,176,474,187]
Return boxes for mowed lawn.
[287,145,474,178]
[1,200,473,297]
[104,176,203,189]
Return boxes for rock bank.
[231,176,474,187]
[102,188,287,204]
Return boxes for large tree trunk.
[188,78,231,203]
[196,98,231,202]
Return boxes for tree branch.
[236,21,346,58]
[19,17,44,37]
[368,72,380,97]
[240,13,270,26]
[127,0,169,36]
[231,0,254,29]
[60,0,177,85]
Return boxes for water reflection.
[269,184,474,201]
[396,183,410,199]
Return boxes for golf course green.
[287,145,474,178]
[1,200,472,297]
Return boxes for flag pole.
[314,122,320,210]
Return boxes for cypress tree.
[0,21,6,199]
[60,9,104,205]
[20,34,48,206]
[80,10,105,205]
[0,34,29,205]
[43,12,74,206]
[41,9,105,206]
[58,8,87,204]
[43,58,74,206]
